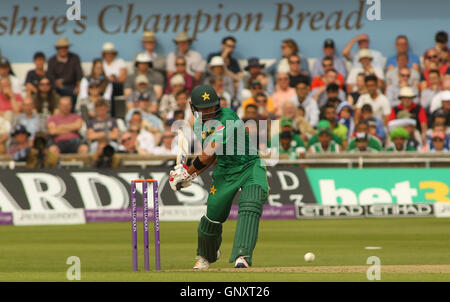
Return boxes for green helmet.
[190,85,221,121]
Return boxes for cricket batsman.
[169,85,269,269]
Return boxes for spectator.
[385,127,416,152]
[421,70,442,112]
[347,73,367,106]
[206,36,241,75]
[367,118,382,142]
[268,39,310,77]
[312,39,348,78]
[152,129,177,155]
[0,58,22,94]
[360,104,386,143]
[128,118,156,154]
[47,37,83,107]
[76,80,104,119]
[287,54,311,88]
[269,117,306,157]
[290,79,319,127]
[425,120,449,143]
[355,75,390,125]
[242,57,274,97]
[137,31,166,76]
[320,103,348,146]
[346,49,384,93]
[33,77,60,118]
[421,48,448,90]
[295,106,316,142]
[79,58,113,103]
[12,97,46,139]
[349,119,382,151]
[203,56,235,98]
[241,80,275,115]
[342,33,385,69]
[209,76,232,108]
[270,130,305,159]
[117,131,139,154]
[337,102,355,137]
[386,69,420,107]
[429,108,449,130]
[86,100,119,154]
[388,111,423,151]
[242,104,258,123]
[166,90,193,123]
[0,77,23,122]
[386,35,421,72]
[435,31,449,63]
[0,114,11,154]
[165,56,196,95]
[47,96,88,154]
[125,75,158,112]
[159,74,185,120]
[166,31,206,82]
[311,57,345,90]
[423,131,449,152]
[24,52,53,97]
[125,53,164,99]
[307,119,343,149]
[312,76,346,108]
[126,103,163,145]
[8,125,32,160]
[271,72,296,117]
[388,87,428,135]
[385,53,420,88]
[307,120,342,153]
[430,84,450,113]
[348,132,378,153]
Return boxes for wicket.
[130,179,161,271]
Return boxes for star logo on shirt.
[202,92,210,101]
[209,185,216,195]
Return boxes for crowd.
[0,29,449,166]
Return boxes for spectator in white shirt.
[137,31,166,76]
[355,75,391,125]
[420,69,442,112]
[79,59,113,103]
[152,129,177,155]
[0,58,22,95]
[342,33,385,69]
[346,49,384,93]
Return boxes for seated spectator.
[125,53,164,99]
[386,70,420,107]
[126,109,162,146]
[385,53,420,88]
[386,35,420,72]
[388,112,422,151]
[137,31,166,76]
[280,99,298,126]
[152,129,177,155]
[159,74,185,120]
[421,70,442,113]
[271,72,296,117]
[0,114,11,154]
[79,58,113,103]
[307,120,342,153]
[75,80,104,119]
[311,57,345,90]
[8,125,32,161]
[290,79,319,127]
[429,81,450,113]
[367,118,382,143]
[428,109,449,132]
[209,76,232,109]
[346,49,384,93]
[125,75,158,112]
[47,37,83,107]
[242,104,258,123]
[312,80,346,109]
[388,87,428,135]
[360,104,386,143]
[337,102,355,137]
[348,132,378,153]
[385,127,416,152]
[167,31,206,83]
[348,120,382,151]
[166,90,193,124]
[0,77,23,122]
[207,36,241,76]
[268,39,310,78]
[422,131,449,153]
[241,80,275,115]
[0,58,22,94]
[46,96,88,154]
[320,103,348,146]
[33,77,60,119]
[435,31,449,67]
[355,75,390,125]
[347,73,367,106]
[295,106,315,142]
[287,54,310,88]
[203,56,235,98]
[117,131,139,154]
[312,39,347,78]
[270,130,305,159]
[241,57,274,97]
[128,122,155,154]
[12,97,46,139]
[342,33,385,69]
[25,52,53,97]
[269,117,306,157]
[421,48,449,90]
[165,56,196,95]
[86,100,119,154]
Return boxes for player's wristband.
[193,157,206,170]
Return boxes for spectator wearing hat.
[289,79,319,127]
[0,114,11,154]
[307,120,341,153]
[166,31,206,82]
[346,49,384,93]
[102,42,127,115]
[241,57,274,96]
[348,120,382,151]
[0,57,22,94]
[8,124,32,160]
[125,53,164,100]
[165,56,196,95]
[385,127,416,152]
[270,130,305,159]
[312,74,346,108]
[0,77,23,123]
[79,58,113,104]
[12,97,46,139]
[360,104,386,143]
[24,52,53,97]
[271,72,296,117]
[32,77,60,119]
[312,39,347,78]
[386,35,420,72]
[348,132,378,153]
[420,69,442,112]
[203,56,235,98]
[311,57,345,90]
[206,36,241,75]
[423,131,449,153]
[388,87,427,135]
[337,102,355,137]
[354,75,390,125]
[268,39,310,78]
[385,53,420,88]
[125,75,158,112]
[47,37,83,107]
[269,117,305,155]
[86,99,119,154]
[342,33,385,69]
[75,80,104,119]
[386,70,419,107]
[241,80,275,116]
[159,74,185,120]
[137,31,166,75]
[387,111,422,151]
[47,96,88,154]
[307,119,343,149]
[429,79,450,113]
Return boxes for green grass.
[0,218,449,282]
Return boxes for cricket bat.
[175,128,189,190]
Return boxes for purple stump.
[131,181,138,271]
[143,181,150,271]
[153,181,161,271]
